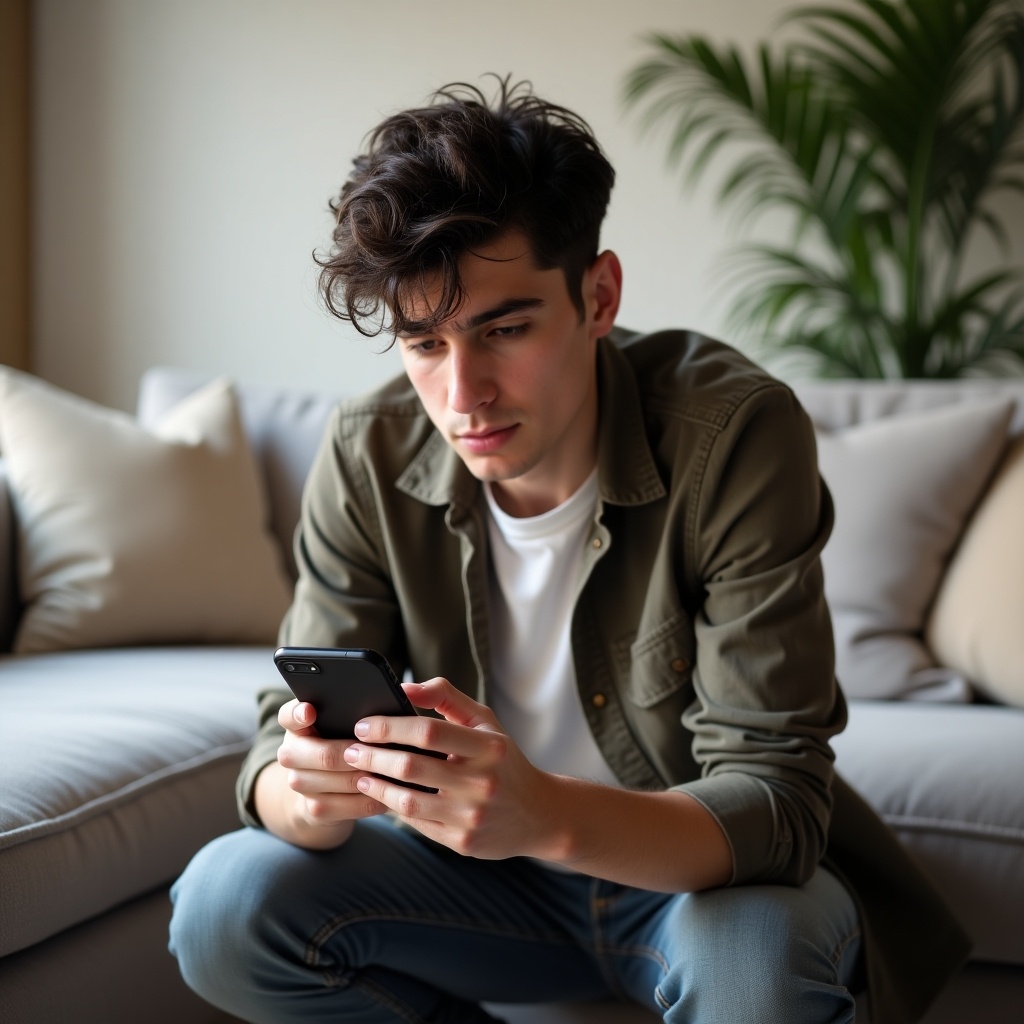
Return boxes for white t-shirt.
[484,471,619,789]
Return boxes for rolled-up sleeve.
[676,383,845,886]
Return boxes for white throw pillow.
[816,397,1012,701]
[926,435,1024,707]
[0,368,293,653]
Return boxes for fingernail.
[343,745,360,762]
[356,777,371,792]
[354,721,370,737]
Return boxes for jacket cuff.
[674,773,793,886]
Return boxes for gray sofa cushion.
[833,700,1024,963]
[815,398,1012,702]
[793,380,1024,704]
[0,647,278,957]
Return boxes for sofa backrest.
[1,365,1020,657]
[137,368,1024,589]
[792,379,1024,436]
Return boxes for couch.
[1,361,1022,1024]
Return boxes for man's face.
[397,231,621,518]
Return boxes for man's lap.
[170,817,860,1022]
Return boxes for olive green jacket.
[237,328,970,1024]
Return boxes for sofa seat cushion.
[0,647,280,957]
[833,701,1024,964]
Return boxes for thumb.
[403,678,498,730]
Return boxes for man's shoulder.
[608,327,793,430]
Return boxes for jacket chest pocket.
[612,610,696,709]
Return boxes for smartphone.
[273,646,443,792]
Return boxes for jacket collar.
[396,333,666,513]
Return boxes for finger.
[353,712,496,760]
[401,678,498,729]
[299,790,388,824]
[278,698,318,734]
[278,734,361,773]
[343,742,453,790]
[283,765,370,796]
[355,773,443,826]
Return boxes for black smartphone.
[273,646,443,792]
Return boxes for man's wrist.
[527,771,588,866]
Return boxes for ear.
[585,250,623,340]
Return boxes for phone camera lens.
[285,663,295,672]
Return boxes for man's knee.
[169,828,293,1002]
[657,879,858,1023]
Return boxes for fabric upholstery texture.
[0,369,292,652]
[926,436,1024,707]
[815,398,1012,700]
[0,646,276,957]
[832,700,1024,963]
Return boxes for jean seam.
[831,927,862,972]
[305,908,577,969]
[354,974,426,1024]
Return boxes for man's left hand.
[343,678,565,861]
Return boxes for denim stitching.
[589,882,672,1004]
[589,883,623,998]
[305,908,576,968]
[831,927,862,970]
[354,974,425,1024]
[603,941,670,974]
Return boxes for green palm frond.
[624,37,872,249]
[624,0,1024,378]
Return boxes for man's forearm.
[538,775,734,893]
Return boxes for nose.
[448,347,496,415]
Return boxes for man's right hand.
[252,698,388,850]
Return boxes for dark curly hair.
[315,76,616,338]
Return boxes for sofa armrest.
[0,459,20,652]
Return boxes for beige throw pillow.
[817,398,1012,701]
[0,368,293,653]
[926,435,1024,707]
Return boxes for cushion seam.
[0,740,249,851]
[884,812,1024,843]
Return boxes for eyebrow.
[396,296,545,340]
[455,297,545,332]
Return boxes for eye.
[490,322,529,339]
[406,338,440,355]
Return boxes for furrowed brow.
[455,297,544,332]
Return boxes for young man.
[170,80,968,1024]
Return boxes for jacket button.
[591,693,607,709]
[671,658,687,673]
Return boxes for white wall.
[33,0,1024,410]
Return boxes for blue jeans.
[169,818,861,1023]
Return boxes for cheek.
[404,365,446,422]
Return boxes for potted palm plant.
[624,0,1024,377]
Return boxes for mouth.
[455,424,518,455]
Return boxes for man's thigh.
[172,817,615,1007]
